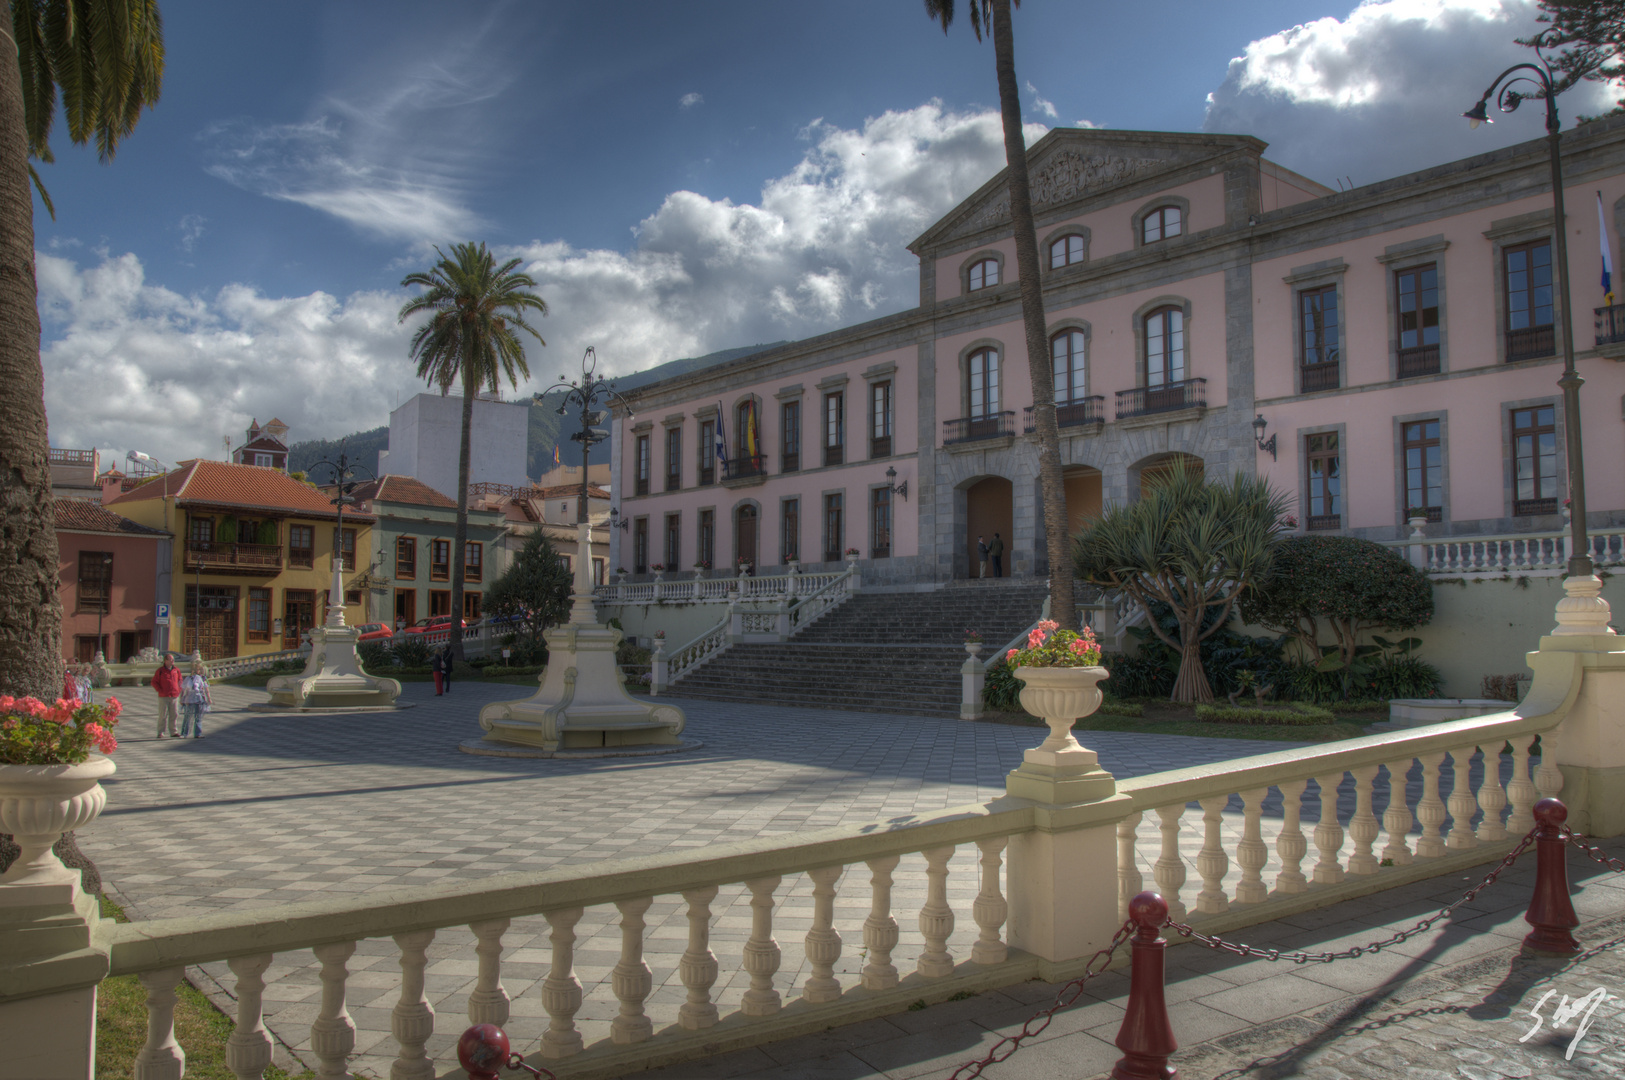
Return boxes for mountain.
[295,342,789,483]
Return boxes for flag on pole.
[744,400,759,459]
[553,445,560,466]
[1599,191,1616,306]
[714,402,729,472]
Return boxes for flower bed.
[1,695,121,765]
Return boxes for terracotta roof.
[55,499,170,536]
[108,459,375,521]
[537,484,611,501]
[344,475,459,510]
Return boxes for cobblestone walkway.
[91,680,1303,1076]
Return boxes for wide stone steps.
[666,583,1049,716]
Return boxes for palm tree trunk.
[0,2,64,701]
[449,375,475,663]
[989,0,1073,630]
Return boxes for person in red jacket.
[151,653,182,738]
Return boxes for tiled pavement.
[92,681,1310,1076]
[636,833,1625,1079]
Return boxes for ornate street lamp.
[1465,39,1590,577]
[95,553,111,661]
[546,347,635,526]
[311,441,375,630]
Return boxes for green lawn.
[980,705,1378,744]
[96,895,314,1079]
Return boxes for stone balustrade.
[1383,526,1625,576]
[595,566,850,605]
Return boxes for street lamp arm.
[1470,62,1561,131]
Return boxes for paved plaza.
[86,682,1625,1078]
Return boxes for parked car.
[405,615,467,641]
[354,623,394,643]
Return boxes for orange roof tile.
[55,499,170,536]
[344,475,459,510]
[538,483,611,501]
[108,459,375,521]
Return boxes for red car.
[354,623,394,642]
[405,615,466,641]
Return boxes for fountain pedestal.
[266,563,402,710]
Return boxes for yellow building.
[106,460,374,659]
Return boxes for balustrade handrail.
[101,801,1031,977]
[1378,528,1576,549]
[785,564,856,634]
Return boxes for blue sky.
[34,0,1615,464]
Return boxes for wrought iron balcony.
[723,454,767,480]
[1506,324,1555,362]
[1397,345,1440,379]
[943,411,1015,445]
[1597,304,1625,347]
[1114,378,1206,420]
[184,541,283,574]
[1023,397,1105,433]
[1300,363,1340,393]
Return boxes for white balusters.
[1507,738,1538,835]
[226,954,273,1080]
[1312,772,1346,885]
[918,845,956,976]
[972,837,1009,964]
[391,929,436,1080]
[1477,745,1508,843]
[742,876,783,1015]
[467,918,510,1027]
[1273,780,1309,894]
[1154,805,1188,920]
[803,866,844,1002]
[861,856,901,990]
[1195,796,1230,914]
[679,886,720,1029]
[611,897,654,1044]
[1415,751,1448,858]
[134,966,186,1080]
[1235,789,1269,904]
[1445,747,1479,850]
[1535,730,1565,801]
[1381,760,1414,866]
[311,941,357,1080]
[540,907,585,1059]
[1347,765,1381,875]
[1117,811,1144,920]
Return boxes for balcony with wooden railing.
[1397,344,1440,378]
[1023,396,1105,433]
[1114,378,1206,421]
[1597,304,1625,352]
[183,540,283,574]
[1506,324,1555,362]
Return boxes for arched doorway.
[1137,453,1204,499]
[734,504,759,569]
[965,476,1013,578]
[1063,466,1103,536]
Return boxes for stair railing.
[961,595,1051,721]
[782,564,859,638]
[650,612,731,695]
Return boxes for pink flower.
[0,695,13,711]
[85,723,117,754]
[1007,649,1018,660]
[1069,639,1089,656]
[1037,619,1059,633]
[46,708,73,725]
[1,719,16,731]
[1027,629,1044,648]
[104,697,122,718]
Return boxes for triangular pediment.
[911,128,1265,253]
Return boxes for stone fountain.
[265,555,402,710]
[465,523,688,756]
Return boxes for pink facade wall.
[618,344,919,566]
[1259,162,1329,212]
[933,174,1229,300]
[1252,176,1625,532]
[58,532,163,662]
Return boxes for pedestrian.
[62,664,80,704]
[989,532,1005,578]
[75,663,94,706]
[432,644,451,696]
[976,534,990,579]
[178,660,212,739]
[152,653,182,738]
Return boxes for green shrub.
[1097,697,1144,718]
[1326,699,1387,713]
[1101,650,1173,699]
[484,664,546,678]
[616,642,651,666]
[1193,702,1335,725]
[357,642,392,669]
[983,663,1022,710]
[392,635,431,669]
[216,516,238,544]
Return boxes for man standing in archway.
[989,533,1004,578]
[976,535,990,578]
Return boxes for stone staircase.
[662,580,1048,716]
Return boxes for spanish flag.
[1600,192,1616,307]
[553,445,560,466]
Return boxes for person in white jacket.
[178,661,213,739]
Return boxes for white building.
[377,392,530,502]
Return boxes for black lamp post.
[95,553,111,660]
[1465,42,1590,577]
[546,346,635,532]
[312,441,376,629]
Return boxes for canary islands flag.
[1600,191,1616,306]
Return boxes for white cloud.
[1204,0,1621,184]
[1026,81,1059,120]
[43,102,1042,462]
[177,214,205,254]
[679,92,704,109]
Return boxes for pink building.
[611,122,1625,584]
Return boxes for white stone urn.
[1407,515,1427,535]
[0,755,115,890]
[964,641,984,659]
[692,565,709,579]
[1007,666,1116,804]
[652,568,665,583]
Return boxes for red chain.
[1561,826,1625,873]
[943,920,1135,1080]
[504,1052,556,1080]
[1166,828,1537,962]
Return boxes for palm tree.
[0,0,164,699]
[1073,462,1290,704]
[399,242,547,661]
[925,0,1073,631]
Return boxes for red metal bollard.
[1111,891,1179,1080]
[1523,797,1581,956]
[458,1023,556,1079]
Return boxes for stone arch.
[958,473,1014,579]
[1131,452,1205,500]
[1062,464,1104,536]
[958,248,1007,294]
